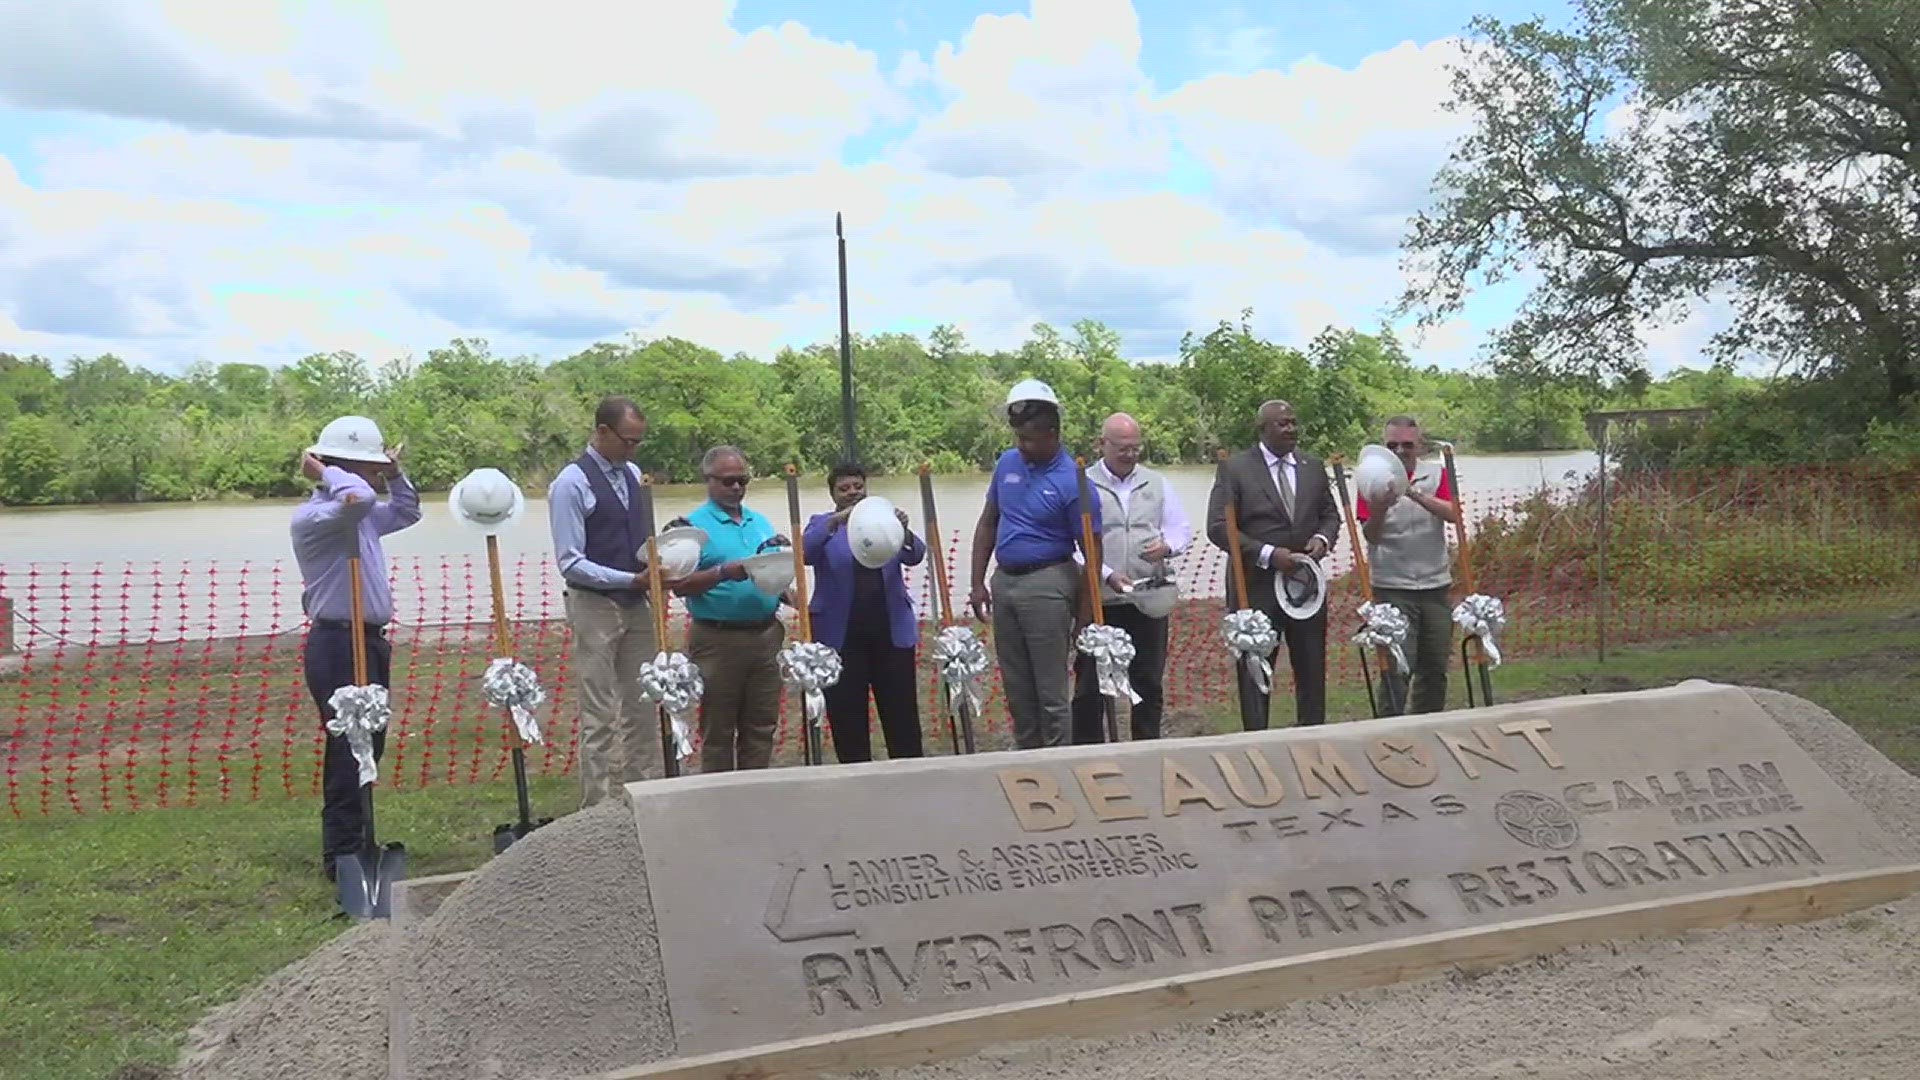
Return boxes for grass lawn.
[4,607,1917,1080]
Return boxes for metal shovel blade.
[491,818,553,854]
[335,842,409,920]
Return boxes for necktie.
[1275,457,1294,517]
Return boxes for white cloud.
[0,1,1503,374]
[1157,39,1472,256]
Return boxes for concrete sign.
[627,681,1913,1057]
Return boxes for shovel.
[1441,444,1497,708]
[641,480,685,779]
[783,465,828,767]
[918,463,976,754]
[334,555,409,920]
[1074,457,1121,744]
[486,532,552,854]
[1332,458,1407,718]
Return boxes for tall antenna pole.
[836,212,858,464]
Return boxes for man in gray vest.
[1070,413,1193,742]
[547,395,660,807]
[1356,414,1460,714]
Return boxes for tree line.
[0,315,1752,505]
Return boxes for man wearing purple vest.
[547,395,661,807]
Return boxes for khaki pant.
[687,619,786,772]
[565,589,661,808]
[990,561,1080,749]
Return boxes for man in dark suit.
[1205,400,1342,728]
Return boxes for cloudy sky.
[0,0,1597,375]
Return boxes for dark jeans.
[1071,603,1170,742]
[824,618,924,763]
[1236,597,1328,729]
[303,623,392,871]
[1372,585,1455,715]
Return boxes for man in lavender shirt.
[290,414,420,882]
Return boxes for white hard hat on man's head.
[1001,378,1061,423]
[308,415,390,464]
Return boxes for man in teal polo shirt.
[670,445,790,772]
[968,380,1116,749]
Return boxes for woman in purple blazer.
[803,462,926,762]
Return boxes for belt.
[998,557,1071,577]
[692,616,778,631]
[569,584,647,601]
[311,618,386,635]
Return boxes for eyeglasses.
[708,475,751,488]
[1385,441,1420,451]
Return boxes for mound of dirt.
[395,800,673,1080]
[173,921,391,1080]
[171,687,1920,1080]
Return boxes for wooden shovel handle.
[918,463,954,627]
[783,464,813,643]
[347,557,369,685]
[1331,457,1372,595]
[1074,457,1105,625]
[642,474,670,649]
[1216,449,1251,611]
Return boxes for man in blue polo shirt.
[967,380,1115,749]
[669,445,789,771]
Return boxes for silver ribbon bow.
[778,641,843,730]
[1076,623,1141,704]
[1353,601,1412,674]
[636,652,702,760]
[1222,608,1278,694]
[325,684,390,786]
[481,657,546,745]
[930,624,990,723]
[1452,593,1508,667]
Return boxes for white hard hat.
[1129,579,1180,619]
[447,467,526,534]
[847,496,906,569]
[1354,444,1409,505]
[740,550,797,596]
[308,415,390,464]
[1274,554,1329,621]
[646,525,708,581]
[1001,378,1060,421]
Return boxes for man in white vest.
[1070,412,1193,742]
[1356,414,1460,714]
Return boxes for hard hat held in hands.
[308,415,391,464]
[646,526,709,581]
[447,467,527,534]
[847,496,906,569]
[1354,445,1409,505]
[741,551,797,596]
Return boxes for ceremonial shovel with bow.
[918,463,978,754]
[330,555,409,920]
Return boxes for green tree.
[0,415,65,504]
[1399,0,1919,412]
